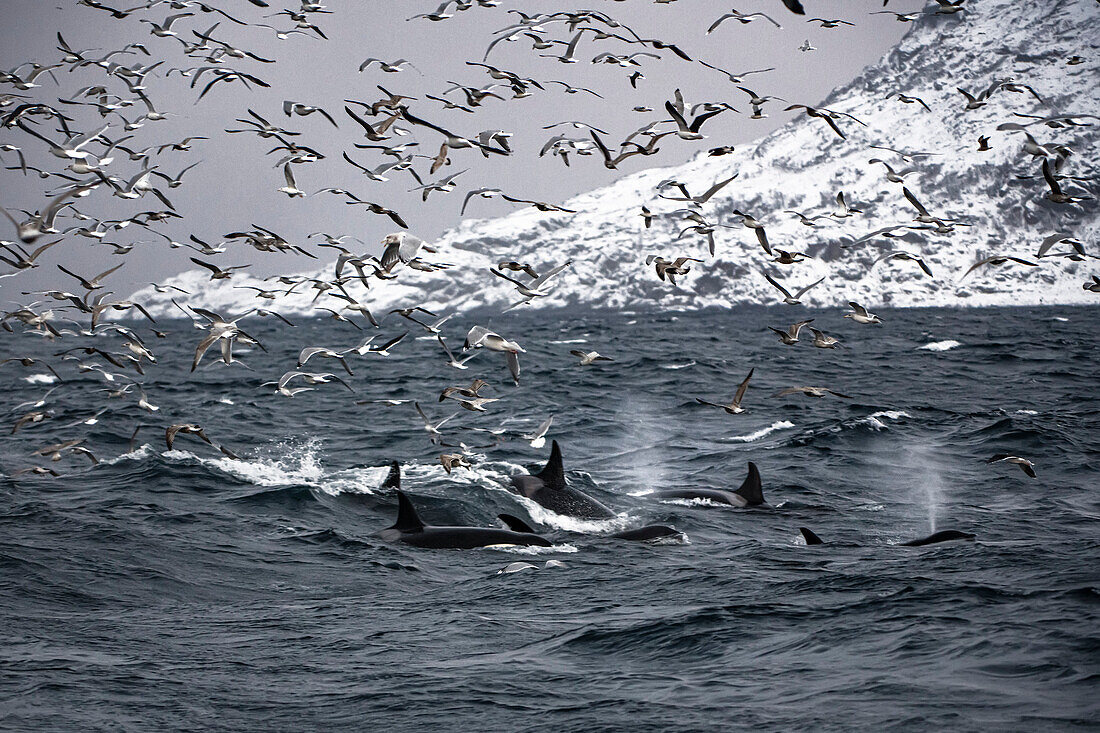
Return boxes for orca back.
[799,527,824,545]
[734,462,764,505]
[535,440,566,489]
[381,461,400,489]
[390,490,424,532]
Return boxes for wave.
[918,340,962,351]
[723,420,795,443]
[660,360,696,370]
[855,410,911,431]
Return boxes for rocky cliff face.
[136,0,1099,315]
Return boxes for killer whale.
[378,489,554,549]
[610,525,684,542]
[652,462,764,507]
[900,530,976,547]
[499,514,682,543]
[798,527,975,547]
[508,440,616,520]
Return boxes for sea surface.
[1,306,1098,731]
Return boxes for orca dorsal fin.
[381,460,400,489]
[390,490,424,532]
[535,440,566,489]
[498,514,538,534]
[799,527,823,545]
[734,461,764,505]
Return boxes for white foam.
[1015,409,1038,415]
[918,340,961,352]
[724,420,795,443]
[549,338,588,344]
[661,360,696,370]
[164,438,325,487]
[217,396,235,405]
[855,410,910,431]
[101,443,156,465]
[23,374,57,385]
[495,543,578,555]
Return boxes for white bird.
[521,415,553,449]
[762,271,825,305]
[696,368,754,415]
[844,302,882,324]
[570,350,613,366]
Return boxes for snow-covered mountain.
[135,0,1100,315]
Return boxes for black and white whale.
[652,462,764,507]
[500,514,682,543]
[508,441,616,520]
[798,527,975,547]
[900,530,976,547]
[378,490,554,549]
[609,525,684,542]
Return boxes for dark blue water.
[2,306,1098,731]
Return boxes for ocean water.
[1,306,1098,731]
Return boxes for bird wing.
[506,351,521,384]
[795,276,826,299]
[763,271,792,298]
[902,187,930,216]
[733,367,754,406]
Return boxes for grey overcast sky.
[0,1,909,298]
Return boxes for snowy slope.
[134,0,1100,315]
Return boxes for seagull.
[645,255,702,284]
[874,251,934,278]
[0,183,98,243]
[729,209,772,254]
[808,327,843,349]
[696,368,754,415]
[707,10,782,33]
[297,346,352,375]
[868,158,916,184]
[415,401,458,444]
[1082,276,1100,293]
[283,99,338,127]
[464,325,523,384]
[276,162,305,197]
[490,260,572,300]
[439,453,471,473]
[359,58,420,73]
[570,350,613,365]
[348,331,408,357]
[189,257,250,280]
[774,386,852,398]
[1042,158,1093,204]
[808,18,853,28]
[959,256,1039,282]
[762,271,826,305]
[887,92,932,112]
[165,423,238,458]
[437,335,477,369]
[439,378,490,402]
[768,319,814,345]
[844,302,882,324]
[521,415,554,449]
[986,454,1036,478]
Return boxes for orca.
[610,525,684,542]
[380,460,401,489]
[799,527,824,545]
[900,530,976,547]
[797,527,975,547]
[508,441,616,520]
[378,490,553,549]
[652,462,764,507]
